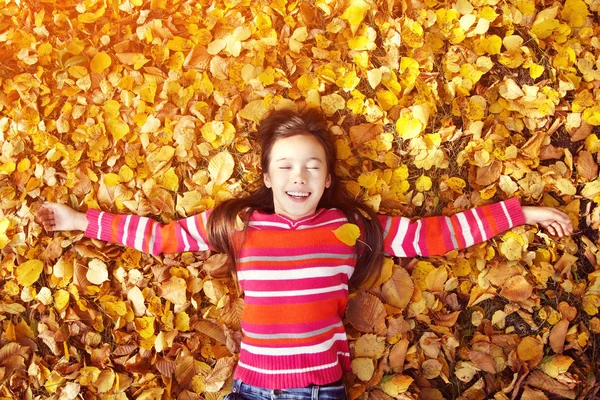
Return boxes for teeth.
[287,191,310,197]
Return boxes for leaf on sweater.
[332,223,361,246]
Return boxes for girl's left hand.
[521,206,574,238]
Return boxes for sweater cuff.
[504,197,526,228]
[85,209,103,240]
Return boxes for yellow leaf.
[560,0,589,28]
[332,223,361,246]
[161,168,180,191]
[86,259,109,285]
[135,316,156,339]
[358,172,377,189]
[415,175,432,192]
[16,260,43,287]
[395,117,422,139]
[321,93,346,116]
[175,311,190,331]
[529,63,544,79]
[54,289,70,311]
[376,91,398,111]
[107,118,129,141]
[381,374,414,397]
[555,178,577,195]
[90,52,112,74]
[208,151,235,185]
[103,173,120,187]
[0,162,16,175]
[341,0,370,34]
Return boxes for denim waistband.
[230,379,346,399]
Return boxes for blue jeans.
[224,379,346,400]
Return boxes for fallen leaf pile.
[1,0,599,399]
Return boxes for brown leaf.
[569,120,592,142]
[475,160,501,186]
[521,386,549,400]
[175,355,196,388]
[346,291,386,333]
[355,334,386,359]
[575,151,598,181]
[204,356,236,392]
[156,357,176,377]
[381,267,414,309]
[159,276,187,305]
[349,123,383,146]
[113,345,137,357]
[469,350,496,373]
[203,253,229,278]
[389,338,409,372]
[192,320,226,343]
[500,275,533,302]
[539,144,564,160]
[525,370,576,399]
[517,336,543,362]
[549,319,569,354]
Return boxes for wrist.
[76,211,89,231]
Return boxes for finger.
[547,224,557,237]
[553,223,564,238]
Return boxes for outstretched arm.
[37,203,211,255]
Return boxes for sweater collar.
[254,208,328,229]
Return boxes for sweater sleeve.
[378,197,525,258]
[84,209,212,255]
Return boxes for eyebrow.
[274,157,324,163]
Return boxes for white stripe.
[390,217,409,257]
[240,333,348,356]
[134,218,148,252]
[187,216,209,250]
[123,215,131,245]
[244,284,348,298]
[413,219,422,256]
[237,265,353,281]
[457,213,474,247]
[181,221,190,251]
[472,209,487,242]
[237,352,350,374]
[248,221,290,229]
[297,217,348,230]
[97,212,104,239]
[149,222,157,255]
[500,201,513,227]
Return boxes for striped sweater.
[85,197,525,389]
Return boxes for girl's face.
[263,134,331,220]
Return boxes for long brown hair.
[207,108,383,288]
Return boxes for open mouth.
[286,191,310,199]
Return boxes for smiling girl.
[37,108,573,399]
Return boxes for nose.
[292,168,307,184]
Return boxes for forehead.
[270,134,326,160]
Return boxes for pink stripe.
[403,222,417,257]
[127,216,139,248]
[465,210,482,243]
[242,275,347,292]
[243,290,348,306]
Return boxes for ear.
[325,174,331,188]
[264,173,271,188]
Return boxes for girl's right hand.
[36,203,88,232]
